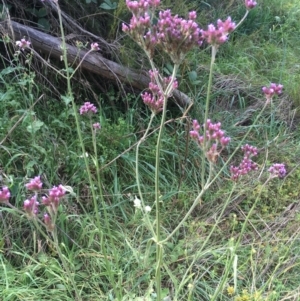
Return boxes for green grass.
[1,0,300,300]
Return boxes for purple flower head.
[79,102,98,115]
[24,195,39,217]
[268,163,286,179]
[122,0,159,57]
[91,42,100,51]
[0,186,10,204]
[190,119,230,163]
[201,17,236,46]
[245,0,257,10]
[241,144,258,157]
[142,69,178,114]
[44,213,55,231]
[26,176,43,191]
[155,9,203,63]
[93,122,101,130]
[16,38,31,50]
[42,185,66,213]
[230,144,258,181]
[262,83,283,102]
[123,2,202,62]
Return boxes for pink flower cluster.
[230,144,258,181]
[93,122,101,130]
[268,163,286,179]
[24,195,39,217]
[190,119,230,163]
[43,213,54,231]
[262,83,283,102]
[0,177,70,231]
[91,42,100,51]
[0,186,10,204]
[26,176,43,191]
[42,185,66,210]
[23,176,66,224]
[125,0,160,14]
[122,0,157,55]
[79,102,98,115]
[123,0,202,62]
[201,17,236,46]
[245,0,257,10]
[154,10,203,63]
[41,185,65,231]
[16,39,31,50]
[141,69,178,114]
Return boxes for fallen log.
[2,20,191,107]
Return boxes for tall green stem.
[52,228,81,300]
[135,112,156,236]
[90,122,120,299]
[201,45,217,187]
[154,64,179,300]
[56,3,119,299]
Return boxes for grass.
[1,0,300,300]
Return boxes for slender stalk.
[201,45,217,187]
[69,49,94,80]
[234,10,249,30]
[210,178,272,301]
[162,97,271,245]
[90,121,120,299]
[56,3,119,299]
[52,227,81,300]
[135,112,156,237]
[176,184,236,298]
[154,64,179,300]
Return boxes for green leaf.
[188,70,197,81]
[100,0,117,10]
[26,120,44,134]
[61,95,72,106]
[38,18,50,31]
[38,7,48,18]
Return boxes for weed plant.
[1,0,300,301]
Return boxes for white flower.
[145,205,151,212]
[133,196,141,209]
[79,152,89,158]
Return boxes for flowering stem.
[234,10,249,30]
[160,184,206,244]
[56,2,119,299]
[161,94,269,244]
[166,101,270,246]
[154,63,179,300]
[201,45,217,187]
[136,112,156,237]
[69,49,94,80]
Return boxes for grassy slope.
[1,0,300,300]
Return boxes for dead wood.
[2,20,191,107]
